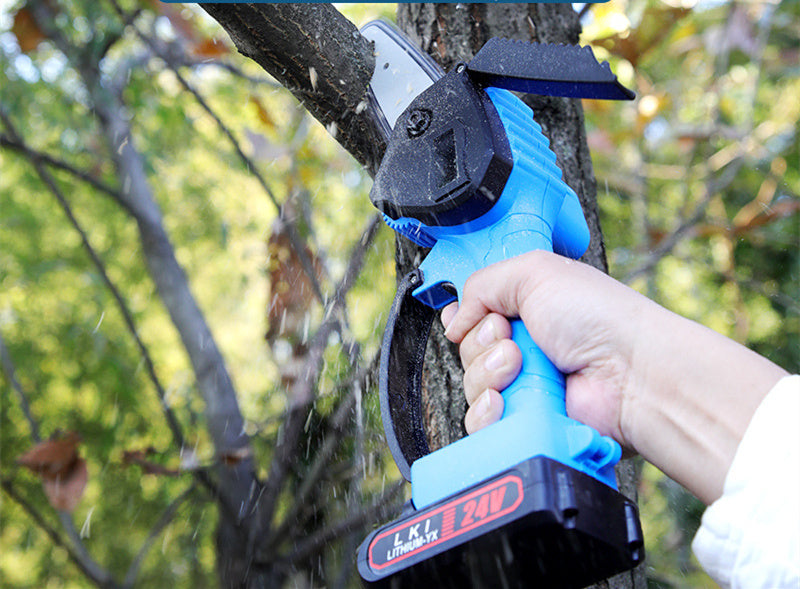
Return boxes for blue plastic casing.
[390,88,622,509]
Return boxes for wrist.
[621,302,788,504]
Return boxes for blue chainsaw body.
[386,88,620,509]
[357,22,640,588]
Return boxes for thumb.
[444,250,556,344]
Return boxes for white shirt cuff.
[692,375,800,589]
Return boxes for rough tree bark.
[394,2,604,450]
[205,3,644,588]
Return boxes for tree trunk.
[395,5,645,588]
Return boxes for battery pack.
[357,456,643,588]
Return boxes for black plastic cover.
[467,38,636,101]
[370,68,513,226]
[379,270,435,481]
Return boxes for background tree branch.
[201,3,386,176]
[1,478,116,588]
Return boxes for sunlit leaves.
[2,1,391,585]
[583,2,799,585]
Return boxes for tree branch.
[0,110,187,453]
[1,478,117,588]
[249,213,383,554]
[122,484,197,588]
[275,481,405,571]
[26,1,253,519]
[623,156,746,283]
[0,331,41,443]
[201,3,386,176]
[626,1,778,286]
[263,350,380,548]
[127,23,326,305]
[0,132,129,211]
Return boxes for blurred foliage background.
[1,1,797,588]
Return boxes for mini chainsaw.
[356,21,643,588]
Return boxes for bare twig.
[623,157,745,283]
[248,214,383,559]
[97,7,142,62]
[0,332,41,443]
[111,0,282,88]
[273,481,405,570]
[122,484,197,588]
[577,3,594,21]
[1,479,117,588]
[0,133,128,210]
[264,351,380,546]
[125,19,326,304]
[0,111,187,453]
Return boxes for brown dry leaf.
[43,458,88,512]
[12,8,46,54]
[218,446,253,466]
[192,37,228,59]
[17,431,82,480]
[122,448,180,477]
[250,95,277,132]
[265,221,323,346]
[647,227,668,245]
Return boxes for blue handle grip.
[402,88,622,509]
[505,319,564,413]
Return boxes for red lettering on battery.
[490,486,506,512]
[368,475,523,571]
[442,507,456,539]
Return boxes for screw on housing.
[406,108,432,138]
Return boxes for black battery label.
[368,474,523,571]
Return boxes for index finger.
[443,260,529,343]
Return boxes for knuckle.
[489,313,513,339]
[462,365,482,404]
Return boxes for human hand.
[440,250,788,504]
[441,250,648,450]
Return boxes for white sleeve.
[692,374,800,589]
